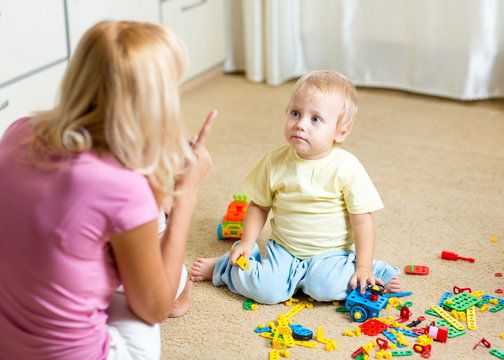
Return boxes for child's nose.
[295,116,309,130]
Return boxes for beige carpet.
[160,73,504,359]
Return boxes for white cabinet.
[66,0,160,54]
[0,63,66,136]
[0,0,226,137]
[0,0,68,135]
[161,0,226,81]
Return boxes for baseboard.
[180,64,224,94]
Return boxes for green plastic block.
[424,309,441,317]
[490,303,504,313]
[443,293,479,311]
[490,349,504,359]
[391,350,414,356]
[434,318,466,338]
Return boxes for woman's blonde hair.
[289,70,358,143]
[30,21,193,199]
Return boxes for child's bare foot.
[168,278,193,318]
[190,257,219,282]
[384,276,402,293]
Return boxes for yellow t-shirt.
[242,145,384,259]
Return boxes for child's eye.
[312,116,321,123]
[291,110,300,117]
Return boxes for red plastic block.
[359,319,388,336]
[405,265,429,275]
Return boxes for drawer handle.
[181,0,207,11]
[0,99,9,111]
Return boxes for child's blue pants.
[213,240,400,304]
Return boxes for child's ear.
[334,128,349,144]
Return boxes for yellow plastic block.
[293,340,318,348]
[316,327,338,351]
[344,329,355,337]
[466,305,477,330]
[236,256,250,270]
[431,305,465,331]
[269,350,280,360]
[283,301,308,320]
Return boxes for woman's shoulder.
[1,117,32,140]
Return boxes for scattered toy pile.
[239,237,504,358]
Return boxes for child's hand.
[350,268,384,294]
[229,241,253,266]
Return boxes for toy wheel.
[217,223,225,240]
[350,304,370,323]
[292,327,313,341]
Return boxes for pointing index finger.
[196,110,217,145]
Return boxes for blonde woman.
[0,21,216,359]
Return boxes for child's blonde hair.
[289,70,358,143]
[29,21,193,200]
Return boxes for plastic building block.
[291,326,313,340]
[316,327,338,351]
[426,325,448,342]
[443,292,479,311]
[351,347,366,358]
[293,340,317,348]
[243,299,257,311]
[482,294,504,303]
[390,350,414,356]
[255,326,272,333]
[282,301,309,320]
[431,305,465,331]
[269,349,290,359]
[382,329,405,348]
[394,328,420,338]
[453,286,472,294]
[404,265,429,275]
[434,319,466,338]
[359,319,388,336]
[343,329,355,337]
[473,337,491,350]
[482,294,504,312]
[490,349,504,359]
[413,343,431,358]
[383,292,413,298]
[375,349,393,359]
[470,290,485,297]
[491,303,504,312]
[376,338,389,350]
[345,286,389,322]
[236,255,250,270]
[441,250,475,263]
[217,194,248,240]
[271,325,295,349]
[466,306,477,330]
[269,350,279,360]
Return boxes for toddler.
[191,70,401,304]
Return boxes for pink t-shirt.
[0,118,159,359]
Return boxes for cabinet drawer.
[161,0,226,80]
[0,0,68,87]
[0,62,66,136]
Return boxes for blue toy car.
[345,284,388,322]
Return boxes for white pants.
[106,266,187,360]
